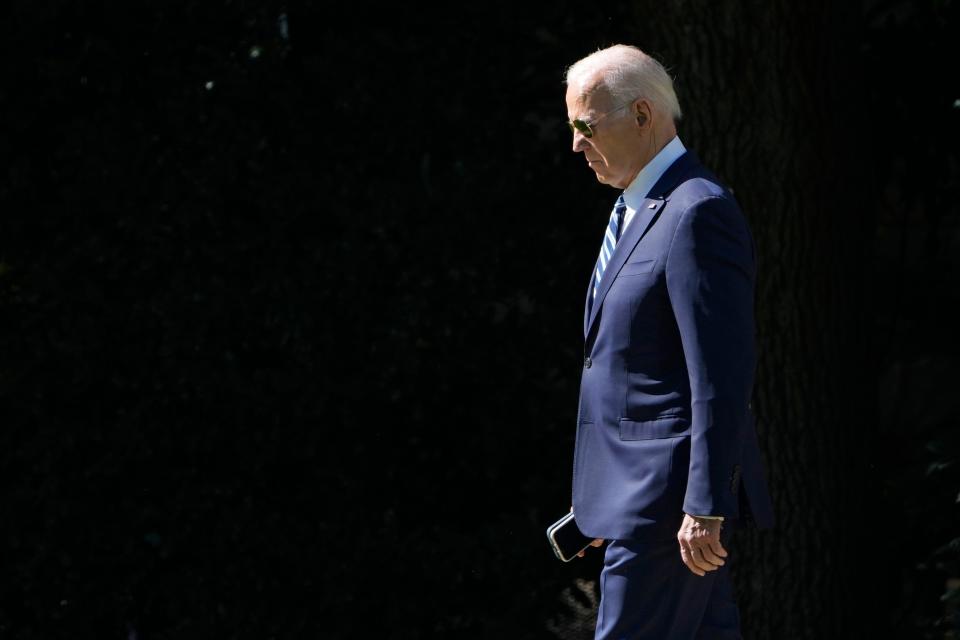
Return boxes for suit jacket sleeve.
[665,194,756,519]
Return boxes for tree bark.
[632,1,875,637]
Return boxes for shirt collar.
[621,135,686,210]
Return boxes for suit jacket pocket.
[619,416,690,440]
[619,259,656,277]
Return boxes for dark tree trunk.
[632,1,877,637]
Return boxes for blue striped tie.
[593,195,627,300]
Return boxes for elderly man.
[564,45,774,639]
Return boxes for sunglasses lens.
[567,120,593,138]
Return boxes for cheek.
[605,148,630,172]
[592,149,612,167]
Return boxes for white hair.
[565,44,682,122]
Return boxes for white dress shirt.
[620,135,687,234]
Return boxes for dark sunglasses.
[566,99,637,138]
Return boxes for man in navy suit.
[563,45,774,639]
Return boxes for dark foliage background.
[1,1,957,638]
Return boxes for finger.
[590,538,604,547]
[678,540,705,576]
[693,542,725,567]
[707,536,728,559]
[577,550,585,558]
[688,544,719,572]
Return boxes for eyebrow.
[568,110,595,121]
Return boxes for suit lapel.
[583,269,595,337]
[584,198,665,336]
[582,150,701,341]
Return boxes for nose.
[572,130,591,153]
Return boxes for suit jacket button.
[584,357,592,368]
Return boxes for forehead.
[565,80,613,117]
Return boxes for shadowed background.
[1,1,958,638]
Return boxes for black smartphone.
[546,511,595,562]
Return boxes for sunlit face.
[565,83,647,190]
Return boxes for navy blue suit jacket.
[572,149,774,541]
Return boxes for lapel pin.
[647,203,657,209]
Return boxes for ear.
[633,100,651,127]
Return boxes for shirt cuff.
[690,514,725,521]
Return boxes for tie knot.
[614,195,626,213]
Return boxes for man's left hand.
[677,514,727,576]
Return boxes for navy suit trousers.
[594,526,741,640]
